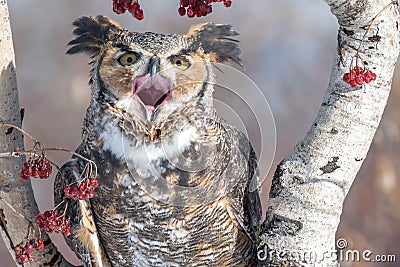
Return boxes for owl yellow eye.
[118,53,138,66]
[170,56,190,70]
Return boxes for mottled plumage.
[54,15,261,266]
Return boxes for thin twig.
[356,0,397,56]
[53,199,66,211]
[1,123,94,168]
[0,123,36,142]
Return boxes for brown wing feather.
[54,143,111,267]
[223,121,262,243]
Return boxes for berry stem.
[355,0,397,57]
[80,161,98,181]
[53,199,66,211]
[56,201,68,220]
[1,123,96,171]
[25,221,34,240]
[1,123,36,142]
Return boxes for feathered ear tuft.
[66,15,122,57]
[186,23,241,66]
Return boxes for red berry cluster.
[20,156,52,180]
[343,66,377,87]
[113,0,144,20]
[34,210,72,237]
[14,238,44,265]
[178,0,232,18]
[64,178,99,200]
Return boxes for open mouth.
[132,73,172,115]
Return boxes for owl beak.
[132,72,172,121]
[149,56,160,85]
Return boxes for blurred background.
[1,0,399,266]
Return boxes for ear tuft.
[186,23,241,66]
[66,15,122,57]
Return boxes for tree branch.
[0,1,68,266]
[259,1,400,266]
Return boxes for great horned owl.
[54,15,261,267]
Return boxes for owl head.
[67,15,241,124]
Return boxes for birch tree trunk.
[0,1,70,266]
[259,1,400,266]
[1,0,400,267]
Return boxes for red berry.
[199,2,207,12]
[14,245,23,256]
[49,220,58,229]
[64,187,71,195]
[178,6,186,16]
[25,243,34,254]
[17,254,27,265]
[88,177,99,188]
[79,182,87,192]
[32,169,40,178]
[113,3,126,14]
[51,209,58,218]
[343,72,351,83]
[22,162,29,170]
[355,75,364,85]
[64,227,72,237]
[353,66,363,75]
[187,7,195,17]
[132,3,140,10]
[364,74,372,83]
[134,9,144,20]
[34,213,43,222]
[223,0,232,7]
[27,253,34,263]
[87,190,95,198]
[78,192,87,200]
[181,0,189,7]
[349,79,357,87]
[349,70,356,80]
[128,2,139,13]
[36,243,44,251]
[35,238,45,251]
[121,0,131,9]
[367,70,377,81]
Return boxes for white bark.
[0,1,69,266]
[1,1,400,266]
[260,1,400,266]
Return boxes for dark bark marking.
[292,176,304,185]
[330,128,338,134]
[265,214,303,237]
[368,34,381,42]
[320,156,340,174]
[20,108,24,124]
[4,127,13,135]
[269,161,284,198]
[0,208,14,249]
[342,28,355,36]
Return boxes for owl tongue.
[133,73,171,115]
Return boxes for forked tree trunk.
[260,1,400,266]
[0,1,399,267]
[0,0,68,266]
